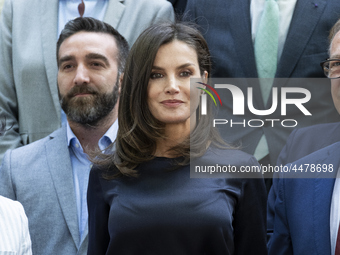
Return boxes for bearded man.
[0,17,128,255]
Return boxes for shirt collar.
[66,120,118,150]
[98,120,118,150]
[59,0,105,2]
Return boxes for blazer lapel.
[313,146,339,255]
[227,0,264,108]
[40,0,61,121]
[103,0,125,28]
[45,128,80,248]
[314,178,334,255]
[79,220,89,250]
[228,0,258,78]
[276,0,327,78]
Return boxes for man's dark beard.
[59,79,119,127]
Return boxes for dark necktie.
[78,0,85,17]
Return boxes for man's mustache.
[66,85,98,98]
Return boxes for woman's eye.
[180,71,192,77]
[150,73,163,79]
[91,62,103,67]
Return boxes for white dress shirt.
[0,195,32,255]
[330,167,340,255]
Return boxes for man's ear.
[118,73,124,94]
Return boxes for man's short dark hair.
[57,17,129,73]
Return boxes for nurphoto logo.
[196,82,222,115]
[196,78,313,128]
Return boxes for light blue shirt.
[66,120,117,241]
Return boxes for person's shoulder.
[281,141,340,179]
[124,0,172,8]
[3,0,41,12]
[293,122,340,137]
[88,164,122,197]
[89,164,116,183]
[206,147,258,165]
[292,140,340,164]
[277,122,340,165]
[0,197,26,228]
[0,195,15,205]
[4,127,66,160]
[0,195,24,213]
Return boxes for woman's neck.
[154,122,191,157]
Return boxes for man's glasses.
[320,59,340,79]
[78,0,85,17]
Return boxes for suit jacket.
[0,126,87,255]
[0,0,174,162]
[184,0,340,164]
[267,122,340,242]
[0,0,4,15]
[268,142,340,255]
[276,122,340,166]
[167,0,187,15]
[0,196,32,254]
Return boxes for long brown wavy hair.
[95,22,230,178]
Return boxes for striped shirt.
[0,195,32,254]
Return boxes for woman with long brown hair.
[87,22,267,255]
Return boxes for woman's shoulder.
[191,146,261,178]
[89,164,120,184]
[204,147,259,166]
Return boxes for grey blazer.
[0,126,88,254]
[0,0,174,161]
